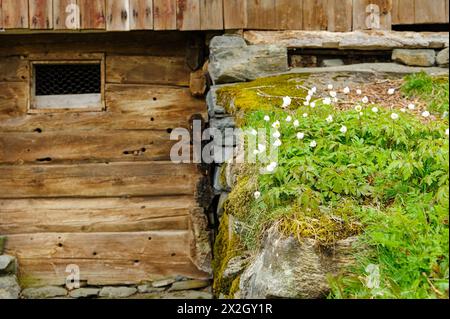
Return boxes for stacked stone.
[392,48,449,67]
[0,236,21,299]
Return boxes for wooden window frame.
[28,53,106,114]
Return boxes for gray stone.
[321,59,344,67]
[436,47,449,67]
[239,227,357,299]
[209,35,288,84]
[0,275,20,299]
[392,49,436,67]
[137,284,166,294]
[213,166,228,193]
[145,290,213,299]
[223,255,250,281]
[169,280,210,291]
[22,286,68,299]
[0,255,16,274]
[216,192,229,218]
[99,286,137,299]
[210,117,236,132]
[0,236,5,254]
[69,288,100,298]
[152,277,177,288]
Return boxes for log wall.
[0,32,211,287]
[0,0,448,33]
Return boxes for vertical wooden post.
[106,0,130,31]
[223,0,247,29]
[54,0,80,30]
[200,0,223,30]
[79,0,106,30]
[353,0,392,30]
[129,0,153,30]
[29,0,53,30]
[414,0,446,24]
[328,0,352,32]
[247,0,277,30]
[154,0,177,30]
[303,0,328,30]
[276,0,303,30]
[392,0,415,25]
[1,0,29,29]
[177,0,200,30]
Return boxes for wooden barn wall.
[0,0,448,32]
[0,32,210,287]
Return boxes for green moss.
[18,275,41,289]
[212,213,243,298]
[228,275,242,299]
[224,174,257,220]
[219,164,228,189]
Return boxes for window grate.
[34,64,101,96]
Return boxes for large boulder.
[239,228,357,299]
[209,36,288,84]
[0,275,20,299]
[392,49,436,67]
[436,48,449,67]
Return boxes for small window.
[29,60,104,113]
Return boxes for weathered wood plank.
[29,0,53,29]
[199,0,223,30]
[0,82,28,116]
[153,0,177,30]
[54,0,80,30]
[446,0,449,23]
[223,0,247,29]
[247,0,277,30]
[1,0,28,29]
[0,85,206,131]
[392,0,414,24]
[0,162,203,198]
[327,0,352,32]
[79,0,106,29]
[353,0,392,30]
[16,258,209,287]
[106,56,191,86]
[414,0,447,24]
[0,197,196,234]
[0,56,29,82]
[177,0,201,30]
[0,0,3,30]
[129,0,153,30]
[303,0,328,30]
[106,0,130,31]
[276,0,302,30]
[0,130,182,164]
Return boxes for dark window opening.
[34,63,101,96]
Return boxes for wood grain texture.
[223,0,247,29]
[0,130,181,164]
[303,0,328,30]
[327,0,352,32]
[0,82,28,116]
[0,56,29,82]
[200,0,223,30]
[392,0,414,24]
[247,0,277,30]
[106,0,130,30]
[153,0,177,30]
[29,0,53,29]
[414,0,446,24]
[1,0,29,29]
[79,0,106,29]
[129,0,153,30]
[276,0,302,30]
[0,162,203,198]
[0,0,3,29]
[177,0,201,30]
[353,0,392,30]
[54,0,80,30]
[106,55,191,86]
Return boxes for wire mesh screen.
[34,64,101,96]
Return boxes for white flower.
[333,97,338,103]
[293,119,300,127]
[391,113,399,120]
[356,89,362,95]
[303,113,308,118]
[327,84,333,90]
[330,91,337,98]
[446,128,449,136]
[422,111,431,118]
[362,96,369,104]
[258,144,266,152]
[297,132,305,140]
[249,129,258,136]
[272,121,280,129]
[306,95,312,102]
[343,87,350,94]
[266,162,278,172]
[408,103,416,110]
[311,87,317,94]
[303,101,310,106]
[273,131,281,139]
[286,116,292,122]
[310,140,317,148]
[254,191,261,199]
[371,107,379,113]
[273,139,282,147]
[388,88,395,95]
[264,115,270,122]
[253,149,259,155]
[326,115,333,123]
[400,108,407,113]
[310,102,316,108]
[308,90,314,96]
[355,105,363,112]
[340,125,348,134]
[323,97,332,105]
[282,96,292,108]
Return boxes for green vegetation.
[216,73,449,299]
